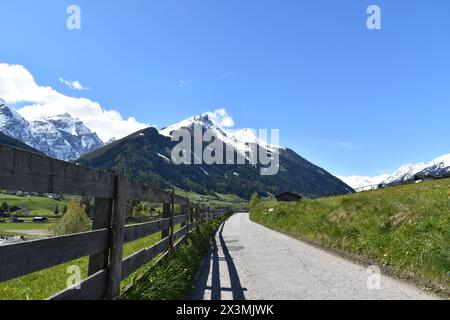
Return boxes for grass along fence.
[0,144,230,300]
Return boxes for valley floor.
[192,213,439,300]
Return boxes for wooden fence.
[0,144,231,300]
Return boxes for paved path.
[191,213,438,300]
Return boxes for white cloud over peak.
[206,108,235,128]
[59,78,90,91]
[0,63,148,141]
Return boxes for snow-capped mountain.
[79,112,353,199]
[341,154,450,190]
[159,114,283,161]
[380,154,450,186]
[0,99,103,160]
[0,99,34,145]
[45,114,103,158]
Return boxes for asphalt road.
[191,212,438,300]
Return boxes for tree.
[62,204,68,214]
[54,206,59,215]
[250,192,260,209]
[51,201,91,236]
[1,202,8,213]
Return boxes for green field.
[174,189,248,209]
[0,194,69,216]
[251,178,450,294]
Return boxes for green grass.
[121,215,228,300]
[250,178,450,292]
[0,194,69,216]
[174,189,248,209]
[0,224,182,300]
[0,222,53,231]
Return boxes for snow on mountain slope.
[380,154,450,186]
[30,118,77,160]
[341,154,450,190]
[0,100,34,145]
[159,113,283,161]
[0,99,103,160]
[417,154,450,175]
[337,174,390,190]
[46,113,103,156]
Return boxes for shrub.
[51,201,91,236]
[250,192,260,209]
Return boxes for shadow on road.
[191,222,247,300]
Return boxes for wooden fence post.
[88,197,113,276]
[105,175,129,300]
[188,207,193,232]
[181,199,189,229]
[161,202,171,239]
[169,189,175,249]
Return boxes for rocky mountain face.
[0,131,44,155]
[79,114,354,199]
[0,99,103,160]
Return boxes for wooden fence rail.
[0,144,231,300]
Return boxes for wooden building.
[275,192,302,202]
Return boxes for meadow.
[251,178,450,294]
[0,194,69,216]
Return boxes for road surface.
[191,213,438,300]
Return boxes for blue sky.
[0,0,449,177]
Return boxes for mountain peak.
[0,105,103,160]
[48,113,78,120]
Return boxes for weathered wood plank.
[0,229,109,283]
[0,145,116,197]
[172,226,187,243]
[123,218,170,244]
[120,237,170,280]
[173,194,189,206]
[125,180,191,206]
[173,214,188,225]
[105,175,128,299]
[48,269,107,300]
[126,180,172,203]
[88,198,113,276]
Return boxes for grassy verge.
[250,179,450,294]
[121,215,229,300]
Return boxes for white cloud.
[178,80,186,88]
[59,78,90,91]
[0,63,148,141]
[222,70,237,78]
[206,108,235,128]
